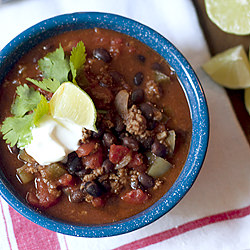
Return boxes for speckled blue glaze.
[0,12,209,237]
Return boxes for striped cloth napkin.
[1,0,250,249]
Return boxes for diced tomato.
[127,153,147,172]
[34,177,60,208]
[57,174,75,187]
[82,148,103,169]
[109,144,130,164]
[91,197,105,208]
[76,141,98,157]
[121,189,149,204]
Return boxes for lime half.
[49,82,97,131]
[205,0,250,35]
[202,45,250,89]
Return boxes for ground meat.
[81,128,92,144]
[117,168,127,185]
[26,165,38,174]
[82,167,104,182]
[153,179,164,190]
[145,80,161,100]
[156,131,168,143]
[93,167,104,176]
[125,105,147,136]
[96,66,113,88]
[109,169,128,194]
[82,173,96,182]
[85,194,94,203]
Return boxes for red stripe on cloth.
[8,206,61,250]
[63,235,69,250]
[114,205,250,250]
[0,200,13,250]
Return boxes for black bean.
[67,151,78,163]
[147,120,158,130]
[151,140,167,158]
[115,115,125,132]
[131,89,144,104]
[151,62,162,71]
[69,189,85,203]
[102,159,115,173]
[133,72,144,86]
[138,173,154,189]
[92,126,105,139]
[103,132,117,148]
[122,137,139,151]
[93,48,112,63]
[139,103,154,120]
[85,181,104,197]
[109,71,125,84]
[100,180,111,192]
[66,156,83,175]
[142,137,154,150]
[137,54,146,63]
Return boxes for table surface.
[193,0,250,144]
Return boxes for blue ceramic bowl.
[0,12,209,237]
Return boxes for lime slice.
[205,0,250,35]
[49,82,97,131]
[202,45,250,89]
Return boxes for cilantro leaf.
[38,44,70,83]
[33,95,49,126]
[11,84,41,117]
[27,78,60,93]
[70,41,86,84]
[1,114,34,148]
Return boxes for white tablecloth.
[0,1,250,249]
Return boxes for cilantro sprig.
[26,78,60,93]
[1,85,49,147]
[11,84,41,116]
[27,41,87,92]
[38,44,70,83]
[1,114,34,148]
[70,41,86,84]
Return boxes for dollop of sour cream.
[25,115,82,165]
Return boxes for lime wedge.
[205,0,250,35]
[49,82,97,131]
[202,45,250,89]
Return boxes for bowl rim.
[0,12,209,237]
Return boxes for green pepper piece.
[146,152,172,178]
